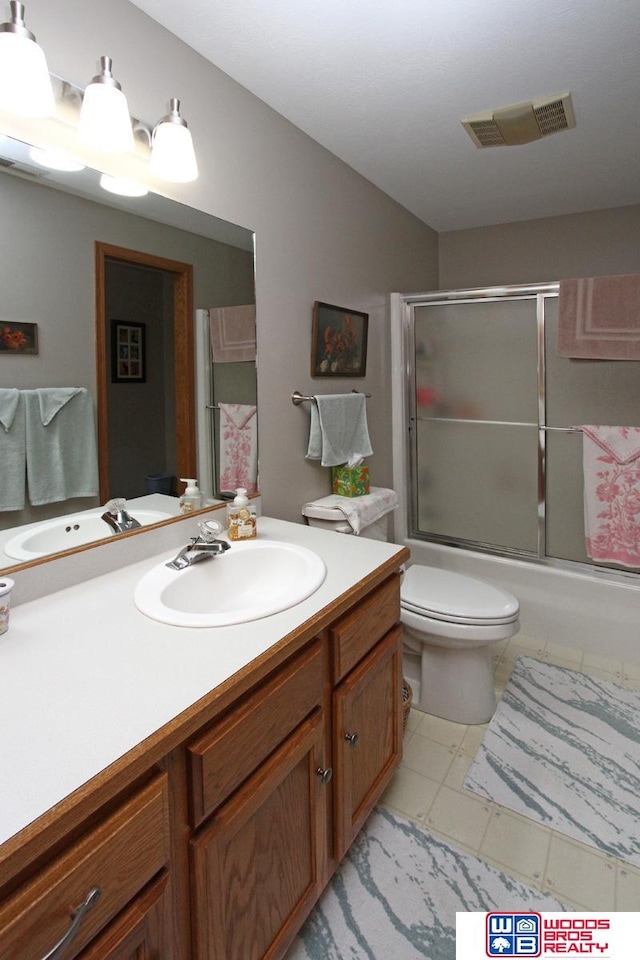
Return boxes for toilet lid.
[400,565,519,626]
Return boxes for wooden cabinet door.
[191,709,328,960]
[77,872,172,960]
[332,626,403,861]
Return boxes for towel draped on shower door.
[579,425,640,568]
[218,402,258,493]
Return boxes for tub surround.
[405,538,640,663]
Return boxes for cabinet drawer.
[188,641,324,826]
[0,774,169,960]
[330,574,401,683]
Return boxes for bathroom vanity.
[0,516,408,960]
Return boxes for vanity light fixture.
[0,2,55,117]
[77,56,134,154]
[99,173,148,197]
[29,145,85,172]
[150,98,198,183]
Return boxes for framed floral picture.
[311,301,368,377]
[0,321,38,354]
[111,320,146,383]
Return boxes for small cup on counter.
[0,577,15,635]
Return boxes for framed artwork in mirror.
[1,321,38,354]
[311,301,368,377]
[111,320,146,383]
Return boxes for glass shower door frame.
[404,283,559,561]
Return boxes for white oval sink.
[4,510,173,561]
[134,539,327,627]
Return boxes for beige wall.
[20,0,439,522]
[439,205,640,289]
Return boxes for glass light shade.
[99,173,148,197]
[78,81,133,153]
[150,120,198,183]
[0,32,54,117]
[29,146,85,172]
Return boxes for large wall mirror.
[0,135,257,575]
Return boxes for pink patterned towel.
[580,425,640,567]
[219,403,258,493]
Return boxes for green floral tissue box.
[331,465,370,497]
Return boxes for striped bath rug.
[286,807,566,960]
[464,655,640,865]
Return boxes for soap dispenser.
[226,487,257,540]
[179,478,203,514]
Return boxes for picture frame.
[0,321,38,355]
[311,301,368,377]
[111,320,146,383]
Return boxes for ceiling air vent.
[462,92,575,148]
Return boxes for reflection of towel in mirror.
[0,389,26,512]
[580,425,640,568]
[25,388,99,505]
[306,393,373,467]
[219,403,258,493]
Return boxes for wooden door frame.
[95,242,196,502]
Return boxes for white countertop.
[0,517,404,847]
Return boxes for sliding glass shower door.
[406,284,640,574]
[412,295,540,555]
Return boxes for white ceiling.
[130,0,640,232]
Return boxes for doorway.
[95,242,197,502]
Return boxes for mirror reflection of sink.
[134,539,327,627]
[4,510,173,561]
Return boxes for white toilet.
[302,499,520,724]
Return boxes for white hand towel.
[25,388,99,506]
[0,389,26,512]
[303,487,398,535]
[305,393,373,468]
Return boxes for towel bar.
[291,390,371,406]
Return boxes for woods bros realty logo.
[486,914,610,956]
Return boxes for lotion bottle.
[226,488,257,540]
[179,478,203,513]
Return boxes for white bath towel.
[0,388,26,512]
[219,403,258,493]
[25,388,99,506]
[579,425,640,568]
[303,487,398,535]
[306,393,373,467]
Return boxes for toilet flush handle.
[344,732,359,747]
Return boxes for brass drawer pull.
[316,766,333,785]
[41,886,101,960]
[344,732,359,747]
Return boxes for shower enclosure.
[392,283,640,578]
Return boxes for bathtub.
[402,537,640,665]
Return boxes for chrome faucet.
[166,519,231,570]
[101,498,142,534]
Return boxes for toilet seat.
[400,565,519,626]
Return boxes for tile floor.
[380,632,640,911]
